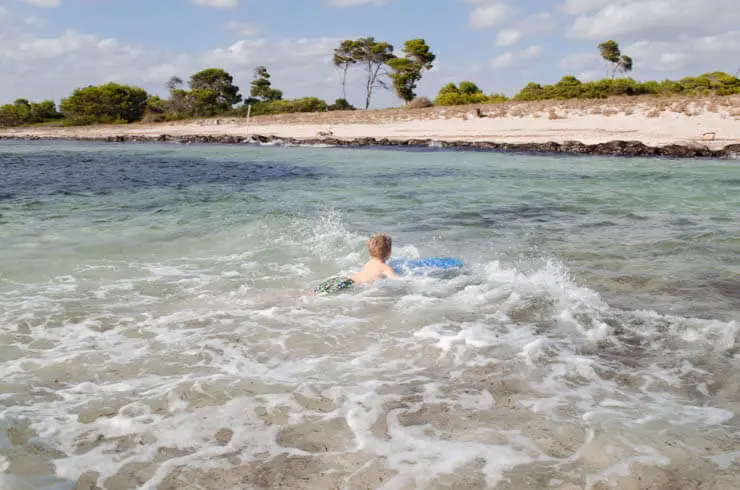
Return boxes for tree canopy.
[249,66,283,102]
[331,37,436,107]
[188,68,242,114]
[59,83,148,124]
[387,39,436,103]
[598,40,633,79]
[333,40,362,102]
[353,37,396,109]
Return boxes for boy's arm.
[383,263,399,278]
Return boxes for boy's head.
[367,233,392,261]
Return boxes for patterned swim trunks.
[314,276,354,295]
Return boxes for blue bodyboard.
[388,257,464,276]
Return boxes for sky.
[1,0,739,108]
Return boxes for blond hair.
[367,233,392,260]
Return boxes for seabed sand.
[69,366,740,489]
[2,96,740,152]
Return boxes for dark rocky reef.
[2,133,739,159]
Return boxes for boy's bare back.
[352,233,399,285]
[351,257,398,285]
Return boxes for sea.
[0,140,738,489]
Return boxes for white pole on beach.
[246,104,252,137]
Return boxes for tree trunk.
[342,65,348,101]
[365,64,373,109]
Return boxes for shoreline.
[2,97,740,158]
[2,133,739,159]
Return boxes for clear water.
[1,140,738,489]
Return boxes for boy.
[314,233,399,295]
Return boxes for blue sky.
[1,0,738,107]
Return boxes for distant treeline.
[1,36,739,128]
[435,72,740,105]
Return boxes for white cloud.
[518,12,554,33]
[624,31,740,72]
[0,5,498,106]
[691,30,740,53]
[226,21,260,38]
[496,29,521,47]
[23,15,47,27]
[192,0,238,8]
[327,0,389,6]
[469,2,509,29]
[561,0,611,14]
[559,0,740,82]
[493,12,552,47]
[559,51,606,81]
[567,0,740,40]
[0,8,353,106]
[490,45,541,69]
[560,29,740,81]
[23,0,62,7]
[3,5,461,108]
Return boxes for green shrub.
[514,82,546,101]
[61,115,127,126]
[0,99,62,127]
[511,72,740,101]
[458,81,481,95]
[140,111,190,123]
[59,82,148,124]
[657,79,684,95]
[434,81,508,105]
[434,92,488,105]
[0,103,30,127]
[438,83,459,97]
[328,98,355,111]
[229,97,329,117]
[407,96,434,109]
[553,76,583,99]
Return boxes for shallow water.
[0,140,738,489]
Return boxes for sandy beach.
[2,97,739,156]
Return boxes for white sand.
[2,102,739,149]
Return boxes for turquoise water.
[1,140,738,489]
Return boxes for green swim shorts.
[314,276,354,295]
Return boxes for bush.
[140,111,189,124]
[458,81,481,95]
[434,92,485,105]
[328,98,355,111]
[487,93,508,103]
[0,103,30,127]
[511,72,740,101]
[0,99,62,127]
[60,82,149,124]
[229,97,329,117]
[407,96,433,109]
[434,81,508,106]
[61,116,128,126]
[553,76,583,99]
